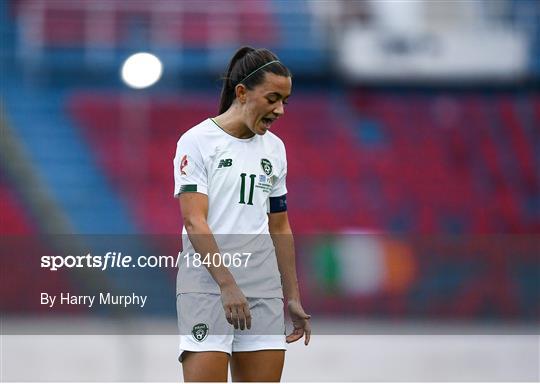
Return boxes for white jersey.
[173,118,287,298]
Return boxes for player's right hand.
[220,282,251,330]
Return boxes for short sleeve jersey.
[173,118,287,298]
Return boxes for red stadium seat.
[68,90,539,234]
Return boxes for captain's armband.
[269,194,287,213]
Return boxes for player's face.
[242,72,292,135]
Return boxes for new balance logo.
[218,159,233,168]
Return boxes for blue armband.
[269,194,287,213]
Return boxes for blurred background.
[1,0,539,381]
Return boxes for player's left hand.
[286,299,311,345]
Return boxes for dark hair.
[218,46,291,114]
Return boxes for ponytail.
[218,46,254,114]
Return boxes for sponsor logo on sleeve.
[180,154,188,176]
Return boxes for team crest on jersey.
[180,154,188,176]
[192,323,209,342]
[261,158,273,176]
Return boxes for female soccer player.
[173,46,310,382]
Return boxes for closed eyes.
[267,95,290,105]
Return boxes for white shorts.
[177,293,286,361]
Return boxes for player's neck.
[213,107,254,139]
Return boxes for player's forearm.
[185,218,237,289]
[272,231,301,302]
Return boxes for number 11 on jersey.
[239,173,256,205]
